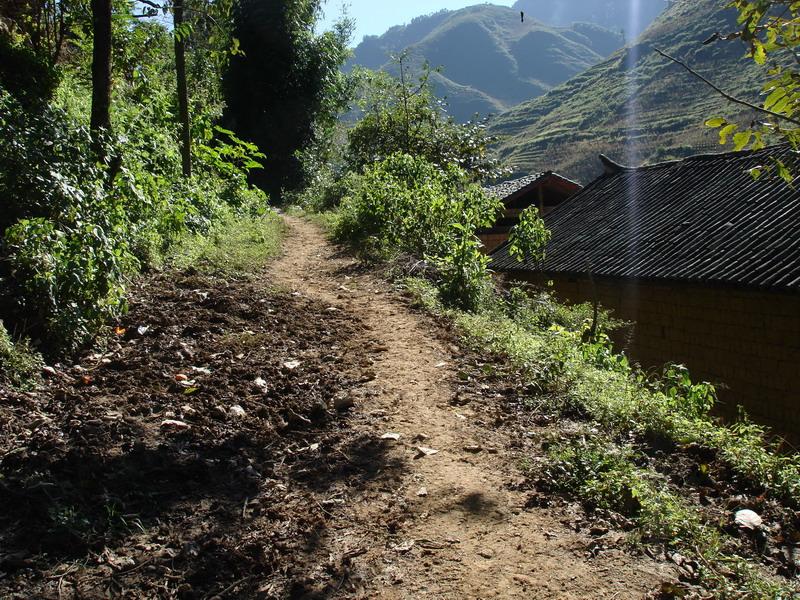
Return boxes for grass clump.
[168,210,285,276]
[0,321,42,388]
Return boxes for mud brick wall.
[479,232,511,254]
[506,272,800,437]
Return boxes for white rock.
[415,446,439,457]
[229,405,246,418]
[735,509,763,530]
[161,419,191,431]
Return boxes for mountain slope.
[490,0,764,182]
[347,5,624,122]
[514,0,666,39]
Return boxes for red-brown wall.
[503,271,800,437]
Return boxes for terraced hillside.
[348,5,624,122]
[490,0,764,183]
[514,0,665,39]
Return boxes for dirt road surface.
[0,215,676,599]
[268,216,674,599]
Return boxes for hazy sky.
[319,1,515,46]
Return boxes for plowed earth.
[0,216,684,599]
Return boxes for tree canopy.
[223,0,352,201]
[703,0,800,180]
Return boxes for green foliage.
[0,33,59,107]
[5,214,133,350]
[223,0,354,200]
[346,60,506,183]
[0,0,274,354]
[168,211,285,276]
[704,1,800,181]
[334,152,502,310]
[0,91,133,348]
[659,363,716,419]
[507,205,551,263]
[0,321,43,388]
[505,285,622,333]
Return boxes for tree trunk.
[174,0,192,178]
[90,0,112,160]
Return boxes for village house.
[489,145,800,436]
[478,172,582,252]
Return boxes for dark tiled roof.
[485,174,544,199]
[490,145,800,292]
[485,172,581,202]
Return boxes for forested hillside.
[489,0,763,182]
[347,5,624,121]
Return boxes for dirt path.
[270,217,675,599]
[0,215,678,599]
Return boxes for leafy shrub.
[0,90,135,349]
[335,152,502,309]
[0,78,267,351]
[659,363,716,419]
[0,91,100,234]
[547,440,643,515]
[505,286,622,333]
[0,34,59,108]
[4,214,134,350]
[507,205,551,263]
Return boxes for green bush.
[0,91,134,349]
[346,64,506,183]
[0,72,268,352]
[335,152,502,309]
[4,215,133,350]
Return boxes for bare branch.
[652,46,800,127]
[136,0,164,10]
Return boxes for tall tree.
[90,0,112,159]
[223,0,352,201]
[173,0,192,177]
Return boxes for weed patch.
[0,321,42,388]
[167,211,285,276]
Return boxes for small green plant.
[659,363,716,419]
[508,205,551,263]
[0,321,42,388]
